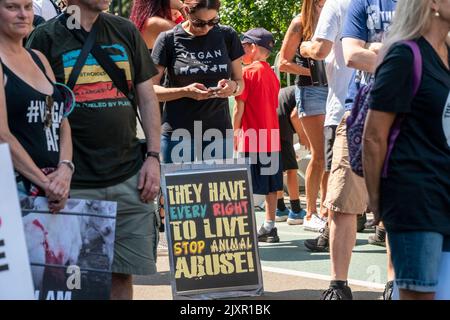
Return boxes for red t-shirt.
[235,61,281,153]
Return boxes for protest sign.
[21,197,117,300]
[0,144,34,300]
[161,163,263,299]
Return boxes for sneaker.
[257,226,280,243]
[275,208,289,222]
[357,213,367,233]
[383,280,394,300]
[304,223,330,252]
[287,209,307,225]
[321,285,353,300]
[368,226,386,247]
[303,213,327,232]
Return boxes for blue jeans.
[295,86,328,118]
[161,135,233,164]
[388,230,450,292]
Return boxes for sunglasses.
[189,15,220,28]
[44,95,54,129]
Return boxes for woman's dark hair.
[129,0,172,32]
[184,0,221,13]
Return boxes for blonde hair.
[380,0,432,62]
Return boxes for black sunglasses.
[44,95,54,129]
[189,15,220,28]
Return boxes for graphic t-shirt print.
[62,44,132,108]
[366,4,395,42]
[175,48,228,80]
[443,92,450,148]
[26,98,64,152]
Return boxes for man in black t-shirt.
[27,0,161,300]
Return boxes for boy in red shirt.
[233,28,283,243]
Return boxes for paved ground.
[133,205,386,300]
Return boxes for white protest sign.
[0,144,34,299]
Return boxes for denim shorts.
[295,85,328,118]
[388,230,450,292]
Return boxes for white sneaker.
[303,213,327,232]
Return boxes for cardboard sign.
[0,144,35,300]
[161,163,263,299]
[21,197,117,300]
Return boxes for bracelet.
[58,160,75,173]
[145,151,160,163]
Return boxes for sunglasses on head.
[189,15,220,28]
[44,95,54,129]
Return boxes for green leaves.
[220,0,302,63]
[111,0,302,64]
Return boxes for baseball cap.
[241,28,275,52]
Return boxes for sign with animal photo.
[0,144,35,299]
[161,163,263,299]
[21,197,117,300]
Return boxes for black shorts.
[324,125,338,172]
[280,137,298,171]
[245,152,283,195]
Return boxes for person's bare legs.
[277,190,284,202]
[320,171,329,218]
[111,273,133,300]
[399,290,435,300]
[290,107,310,150]
[386,232,395,282]
[265,192,278,222]
[329,211,357,280]
[286,169,300,201]
[300,115,325,217]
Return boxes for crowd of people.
[0,0,448,300]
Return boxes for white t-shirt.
[313,0,353,126]
[33,0,58,21]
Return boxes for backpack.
[346,40,423,178]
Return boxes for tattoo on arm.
[292,23,301,34]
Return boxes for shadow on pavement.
[232,289,382,300]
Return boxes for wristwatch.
[145,151,160,163]
[58,160,75,173]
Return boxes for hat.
[241,28,275,52]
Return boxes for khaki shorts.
[323,112,368,214]
[70,172,159,275]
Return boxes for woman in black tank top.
[0,0,73,213]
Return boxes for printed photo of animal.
[21,197,117,299]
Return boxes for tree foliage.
[111,0,302,64]
[220,0,301,58]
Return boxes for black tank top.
[2,49,65,168]
[294,15,328,87]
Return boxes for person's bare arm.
[342,38,380,73]
[152,65,212,102]
[232,99,245,151]
[362,109,396,224]
[278,16,311,76]
[142,17,176,49]
[300,38,333,61]
[136,78,161,202]
[216,58,244,98]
